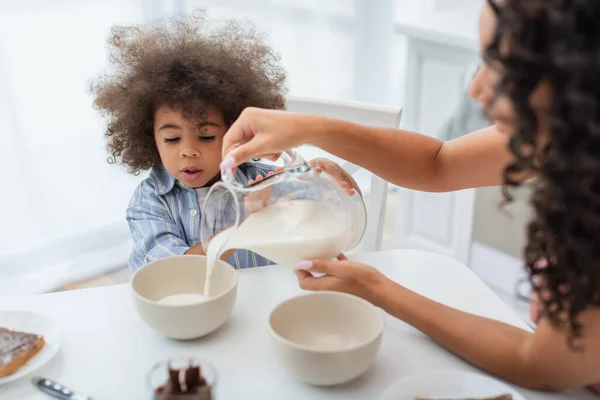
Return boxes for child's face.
[154,105,225,188]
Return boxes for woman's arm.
[223,108,524,192]
[309,118,515,192]
[376,279,600,391]
[295,258,600,392]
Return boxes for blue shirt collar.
[149,164,254,196]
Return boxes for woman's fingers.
[294,269,340,291]
[265,153,282,162]
[296,258,349,277]
[294,269,312,281]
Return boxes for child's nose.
[180,147,199,158]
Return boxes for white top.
[194,186,212,224]
[0,250,593,399]
[194,187,210,210]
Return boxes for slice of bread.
[0,328,45,378]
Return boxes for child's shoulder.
[128,166,176,206]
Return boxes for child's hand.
[309,158,361,196]
[245,167,284,214]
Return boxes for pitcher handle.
[280,149,311,174]
[221,148,311,185]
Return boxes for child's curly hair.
[91,9,287,174]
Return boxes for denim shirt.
[126,162,277,273]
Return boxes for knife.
[31,376,95,400]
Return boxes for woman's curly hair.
[486,0,600,343]
[90,9,287,174]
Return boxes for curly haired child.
[91,10,358,272]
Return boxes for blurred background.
[0,0,532,321]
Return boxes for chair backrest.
[286,95,403,252]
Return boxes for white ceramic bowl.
[131,255,237,340]
[268,291,383,386]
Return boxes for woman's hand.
[294,254,388,305]
[309,158,361,196]
[221,108,321,169]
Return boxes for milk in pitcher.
[204,200,349,297]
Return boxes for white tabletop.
[0,250,591,399]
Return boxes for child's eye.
[199,136,216,142]
[164,137,180,143]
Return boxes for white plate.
[381,371,526,400]
[0,310,61,385]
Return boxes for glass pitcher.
[200,149,366,267]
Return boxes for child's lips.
[181,168,203,180]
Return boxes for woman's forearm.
[306,118,513,192]
[373,279,558,391]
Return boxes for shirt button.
[190,209,198,217]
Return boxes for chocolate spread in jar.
[154,364,212,400]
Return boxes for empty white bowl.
[268,291,383,386]
[131,255,237,340]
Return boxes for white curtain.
[0,0,404,294]
[179,0,399,104]
[176,0,401,193]
[0,0,148,294]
